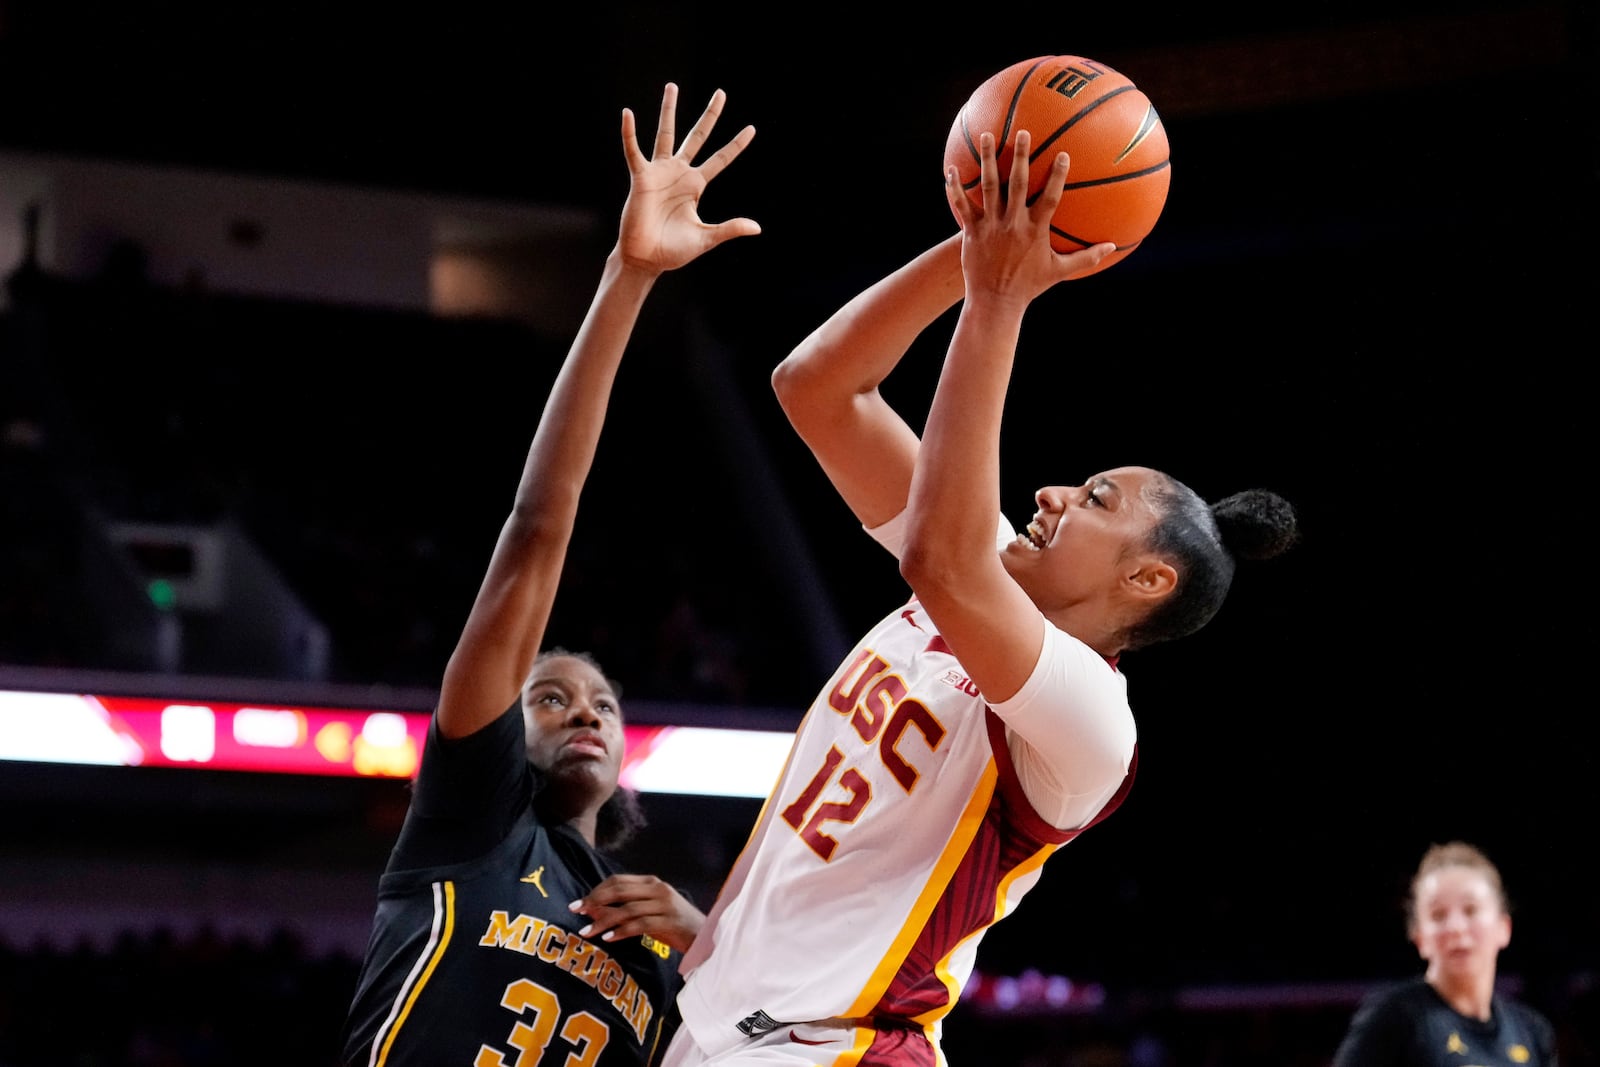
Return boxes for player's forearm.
[512,251,655,512]
[903,295,1022,569]
[441,252,655,730]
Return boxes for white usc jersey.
[673,515,1138,1058]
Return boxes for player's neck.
[1428,969,1495,1022]
[534,792,600,846]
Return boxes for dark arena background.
[1,1,1596,1063]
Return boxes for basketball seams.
[1027,86,1149,168]
[1001,60,1050,155]
[956,109,979,167]
[955,57,1053,177]
[944,54,1170,273]
[1061,159,1171,191]
[1049,223,1138,253]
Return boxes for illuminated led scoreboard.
[0,688,795,798]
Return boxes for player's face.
[1000,466,1164,613]
[1411,866,1511,984]
[522,655,625,794]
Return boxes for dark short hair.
[596,786,648,852]
[530,647,624,702]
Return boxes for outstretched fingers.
[1032,147,1069,225]
[632,83,754,179]
[620,105,646,172]
[675,86,726,161]
[695,120,756,183]
[677,87,755,185]
[1010,131,1037,217]
[615,82,761,271]
[1021,142,1114,277]
[979,130,1004,215]
[652,81,680,160]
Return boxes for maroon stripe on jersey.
[987,710,1078,844]
[870,713,1136,1021]
[858,1023,938,1066]
[872,774,1038,1018]
[986,710,1138,837]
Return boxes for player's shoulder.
[1500,993,1558,1038]
[1353,975,1433,1017]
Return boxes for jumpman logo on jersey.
[520,866,548,897]
[1445,1031,1468,1056]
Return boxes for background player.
[1332,841,1560,1067]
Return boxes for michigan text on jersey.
[478,911,656,1041]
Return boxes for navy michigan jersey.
[341,704,685,1067]
[1332,977,1559,1067]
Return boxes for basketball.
[943,55,1171,275]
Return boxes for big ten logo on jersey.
[779,648,949,861]
[941,669,981,697]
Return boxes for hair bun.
[1211,489,1299,561]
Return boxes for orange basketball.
[944,55,1171,275]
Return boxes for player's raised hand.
[945,129,1114,303]
[617,83,761,274]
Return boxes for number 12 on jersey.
[779,649,948,861]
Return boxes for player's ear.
[1124,557,1177,601]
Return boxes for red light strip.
[0,689,787,795]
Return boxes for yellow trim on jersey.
[914,839,1060,1028]
[845,1020,878,1064]
[843,759,1000,1019]
[376,880,457,1066]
